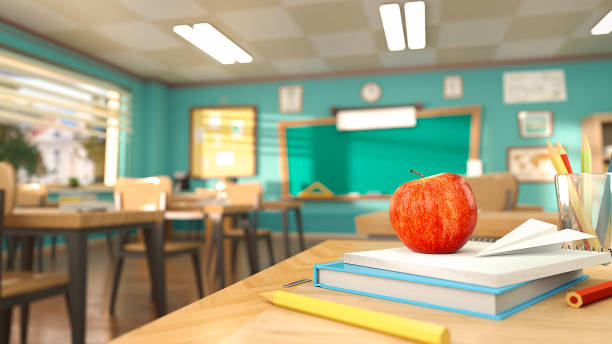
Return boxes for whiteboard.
[503,69,567,104]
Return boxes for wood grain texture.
[110,240,612,344]
[4,209,163,230]
[1,271,68,299]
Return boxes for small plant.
[68,177,80,188]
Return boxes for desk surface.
[4,208,163,230]
[111,240,612,344]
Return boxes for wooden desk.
[111,239,612,344]
[3,209,167,344]
[262,200,305,258]
[355,210,559,239]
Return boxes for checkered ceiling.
[1,0,612,85]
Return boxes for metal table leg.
[212,216,226,288]
[66,231,87,344]
[281,210,291,258]
[295,208,305,252]
[240,214,259,274]
[142,222,167,316]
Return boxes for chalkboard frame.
[277,105,482,200]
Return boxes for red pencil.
[566,280,612,308]
[556,140,573,174]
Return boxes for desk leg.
[241,214,258,275]
[19,237,34,344]
[281,210,290,259]
[212,217,225,288]
[295,208,305,252]
[66,231,87,344]
[143,222,167,317]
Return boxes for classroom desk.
[109,239,612,343]
[261,200,305,258]
[2,208,167,344]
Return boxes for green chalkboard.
[286,115,471,196]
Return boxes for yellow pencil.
[262,291,449,344]
[547,140,567,174]
[581,136,592,173]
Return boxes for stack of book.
[314,239,610,320]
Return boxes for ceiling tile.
[379,48,437,68]
[517,0,602,16]
[441,0,521,21]
[437,46,498,64]
[222,62,281,78]
[0,0,78,33]
[145,46,217,67]
[309,30,376,57]
[195,0,281,11]
[250,38,318,59]
[35,0,140,25]
[45,28,128,54]
[505,12,590,41]
[99,51,166,74]
[438,17,511,48]
[272,57,330,74]
[216,7,303,41]
[557,35,612,56]
[115,0,208,20]
[175,65,235,82]
[287,0,368,34]
[325,54,381,71]
[570,7,612,38]
[495,39,564,60]
[93,21,182,51]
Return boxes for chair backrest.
[465,172,518,211]
[16,183,48,207]
[225,182,262,207]
[0,162,16,215]
[114,177,167,211]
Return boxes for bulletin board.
[190,106,257,179]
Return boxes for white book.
[344,240,610,288]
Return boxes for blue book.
[314,261,587,320]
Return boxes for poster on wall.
[190,106,257,178]
[507,146,556,183]
[503,69,567,104]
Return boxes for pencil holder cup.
[554,173,611,250]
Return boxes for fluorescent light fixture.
[173,23,252,64]
[379,4,405,51]
[591,9,612,35]
[336,106,417,131]
[404,1,426,50]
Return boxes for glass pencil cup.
[554,173,611,250]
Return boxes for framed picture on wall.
[278,85,303,113]
[507,146,556,183]
[517,110,553,138]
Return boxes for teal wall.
[169,59,612,233]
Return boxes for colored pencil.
[566,280,612,308]
[262,291,449,344]
[581,136,592,173]
[556,140,573,174]
[546,140,567,174]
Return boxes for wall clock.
[360,82,382,103]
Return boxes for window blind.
[0,48,131,185]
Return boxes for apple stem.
[410,170,425,178]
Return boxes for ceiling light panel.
[173,24,252,64]
[591,9,612,35]
[379,4,406,51]
[404,1,426,50]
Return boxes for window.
[0,48,131,186]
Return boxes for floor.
[5,233,325,344]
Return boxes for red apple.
[389,171,477,254]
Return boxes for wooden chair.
[164,185,212,241]
[0,162,71,344]
[109,176,204,314]
[209,182,275,275]
[14,184,56,270]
